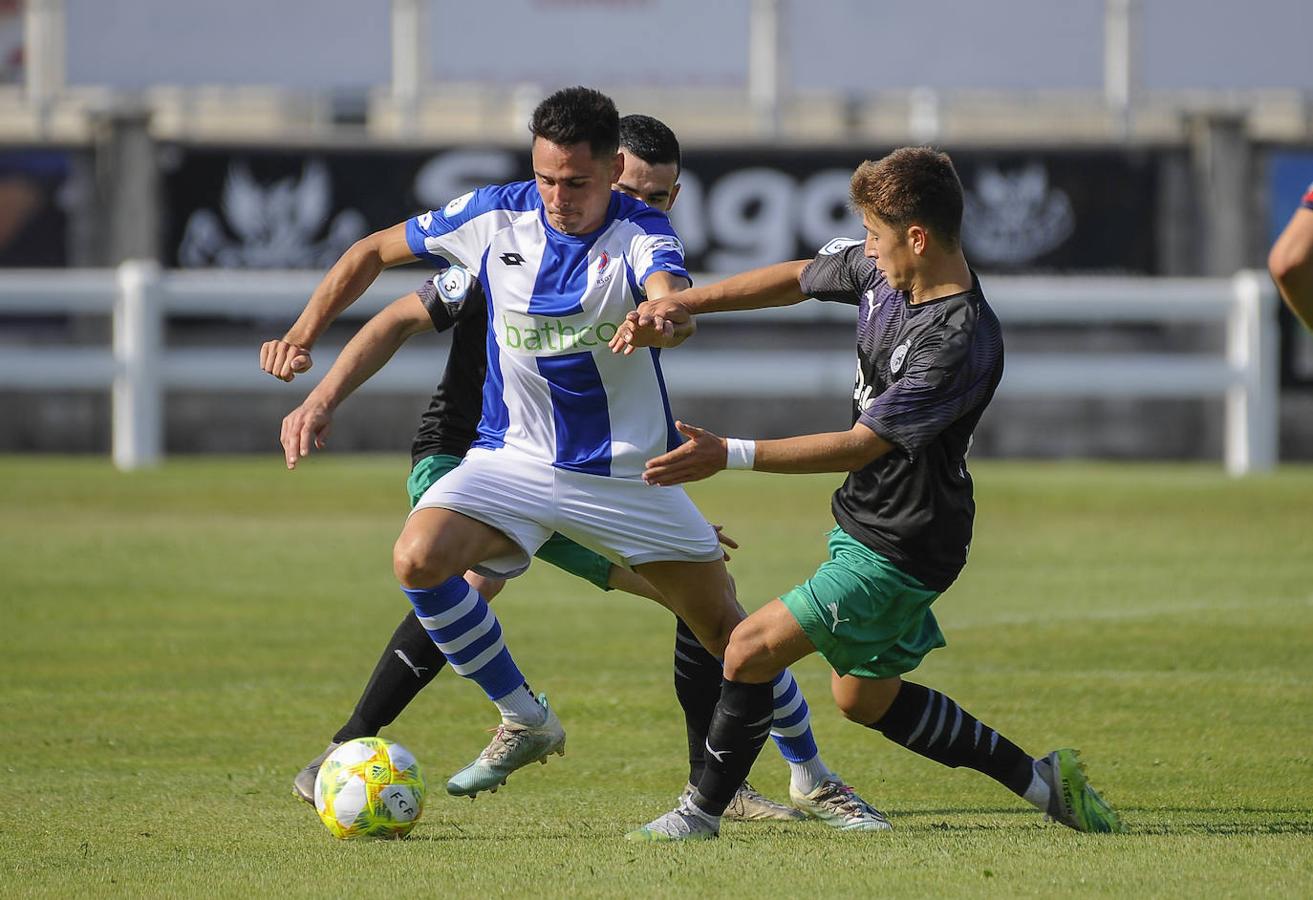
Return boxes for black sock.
[869,681,1035,796]
[672,617,722,785]
[333,611,446,743]
[692,679,774,817]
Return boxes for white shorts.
[411,446,723,579]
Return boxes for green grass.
[1,456,1311,897]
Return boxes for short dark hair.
[619,114,681,174]
[529,86,620,159]
[849,147,964,248]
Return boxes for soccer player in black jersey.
[262,116,878,826]
[617,147,1124,840]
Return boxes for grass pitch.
[1,456,1311,897]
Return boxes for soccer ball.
[314,737,426,840]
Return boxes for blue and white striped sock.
[770,669,833,794]
[402,577,544,726]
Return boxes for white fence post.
[112,260,164,471]
[1224,270,1279,475]
[390,0,424,124]
[748,0,784,137]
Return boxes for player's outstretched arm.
[610,259,811,354]
[260,223,415,382]
[1269,206,1313,331]
[642,420,894,486]
[610,270,696,354]
[280,293,434,469]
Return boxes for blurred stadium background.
[3,6,1312,892]
[1,0,1311,467]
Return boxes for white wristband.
[724,438,756,470]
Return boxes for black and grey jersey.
[410,266,489,464]
[799,238,1005,591]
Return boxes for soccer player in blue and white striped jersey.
[396,89,751,798]
[270,114,864,822]
[271,88,884,827]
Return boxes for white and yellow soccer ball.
[314,737,426,840]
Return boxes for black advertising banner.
[677,148,1163,275]
[162,145,1164,274]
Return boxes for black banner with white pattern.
[161,144,1169,274]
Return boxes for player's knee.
[721,622,777,683]
[831,676,900,725]
[833,691,869,723]
[709,601,748,659]
[392,537,456,588]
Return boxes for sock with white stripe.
[690,679,775,818]
[402,577,545,727]
[672,618,721,785]
[768,670,833,795]
[868,680,1035,796]
[333,609,446,743]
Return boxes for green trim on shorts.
[407,453,463,507]
[533,533,614,591]
[780,525,945,679]
[407,453,614,591]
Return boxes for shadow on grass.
[1127,821,1313,835]
[892,806,1313,836]
[406,805,1313,842]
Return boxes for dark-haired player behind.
[616,147,1124,840]
[265,113,881,827]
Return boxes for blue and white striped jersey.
[405,181,690,479]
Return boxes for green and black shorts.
[780,525,945,679]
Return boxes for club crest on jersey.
[594,250,614,287]
[890,339,912,376]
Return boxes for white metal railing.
[0,261,1280,474]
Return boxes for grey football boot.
[446,694,566,798]
[292,741,340,805]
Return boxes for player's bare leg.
[720,599,814,682]
[291,569,508,804]
[605,564,663,601]
[395,510,566,797]
[393,507,520,588]
[631,558,742,655]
